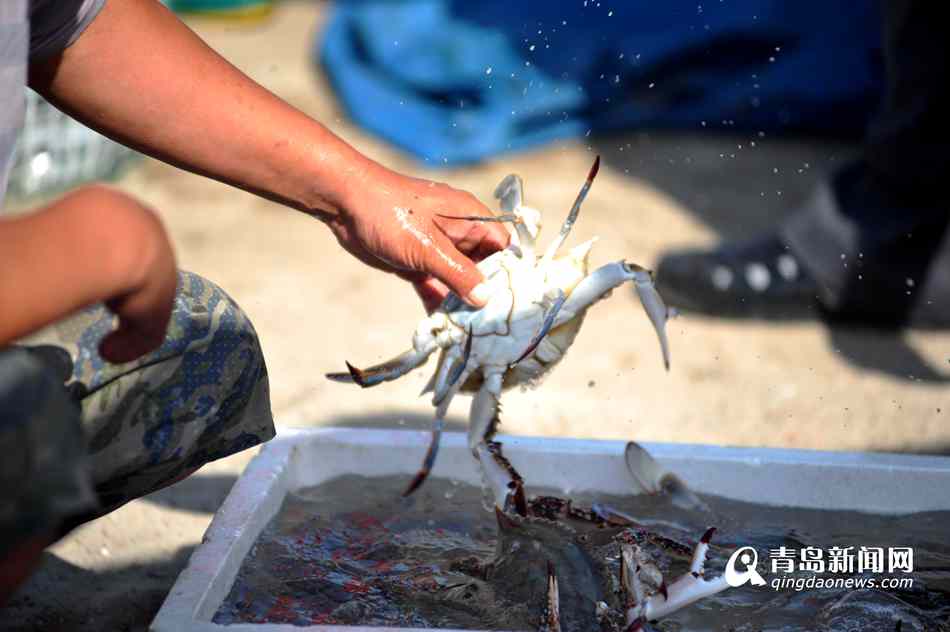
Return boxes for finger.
[413,277,451,314]
[99,289,173,364]
[98,322,166,364]
[435,213,511,255]
[434,198,511,254]
[423,231,491,307]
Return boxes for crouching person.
[0,185,274,602]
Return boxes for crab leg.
[539,562,562,632]
[623,528,730,625]
[539,156,600,264]
[474,441,527,516]
[514,290,567,364]
[404,365,473,495]
[467,367,525,513]
[631,267,674,371]
[326,340,438,387]
[432,328,473,406]
[494,175,537,258]
[553,261,673,370]
[441,173,538,260]
[404,330,475,496]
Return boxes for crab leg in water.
[474,442,527,515]
[622,528,729,625]
[539,562,562,632]
[467,369,504,450]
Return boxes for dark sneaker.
[654,235,821,320]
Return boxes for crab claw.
[326,345,436,388]
[494,173,525,212]
[539,562,562,632]
[623,528,730,622]
[325,360,371,387]
[475,442,527,516]
[624,441,708,512]
[627,264,672,371]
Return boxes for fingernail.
[466,282,492,307]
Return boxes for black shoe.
[654,235,821,320]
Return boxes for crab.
[319,442,731,632]
[465,441,731,632]
[327,156,675,494]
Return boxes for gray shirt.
[0,0,104,207]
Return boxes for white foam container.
[151,427,950,631]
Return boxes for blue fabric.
[319,0,883,165]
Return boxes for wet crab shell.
[427,239,597,393]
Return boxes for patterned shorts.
[0,271,275,558]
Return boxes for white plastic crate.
[151,427,950,631]
[7,90,138,199]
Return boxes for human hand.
[95,196,178,364]
[0,186,178,364]
[325,163,510,313]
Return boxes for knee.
[170,271,269,397]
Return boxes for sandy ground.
[3,2,948,630]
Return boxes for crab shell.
[419,236,598,394]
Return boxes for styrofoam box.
[151,427,950,631]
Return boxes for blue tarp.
[319,0,882,165]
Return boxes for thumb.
[413,277,451,314]
[99,321,166,364]
[423,231,492,308]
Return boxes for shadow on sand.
[0,546,196,632]
[592,132,948,383]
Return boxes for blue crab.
[328,156,675,495]
[468,440,731,632]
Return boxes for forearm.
[28,0,369,219]
[0,186,171,345]
[26,0,510,310]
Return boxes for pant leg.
[780,0,950,324]
[0,348,98,560]
[22,270,276,512]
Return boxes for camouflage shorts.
[0,271,275,558]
